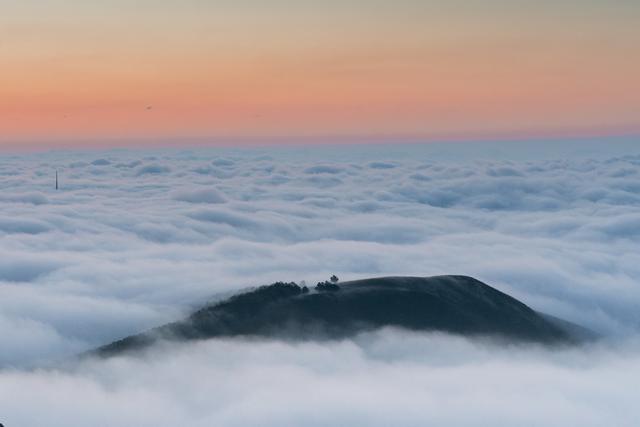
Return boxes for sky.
[1,1,639,148]
[1,142,640,425]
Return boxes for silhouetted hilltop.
[93,275,590,357]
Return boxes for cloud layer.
[0,141,639,425]
[2,331,640,427]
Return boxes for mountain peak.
[92,275,590,358]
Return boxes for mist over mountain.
[94,275,591,357]
[1,142,639,426]
[2,143,640,368]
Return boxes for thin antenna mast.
[55,169,58,190]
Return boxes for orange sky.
[1,1,639,148]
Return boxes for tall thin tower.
[55,169,58,190]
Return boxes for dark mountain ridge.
[93,275,591,358]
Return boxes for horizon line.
[1,129,638,154]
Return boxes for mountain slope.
[93,275,587,357]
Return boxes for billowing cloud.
[136,164,171,176]
[0,141,639,425]
[1,331,640,426]
[171,187,227,204]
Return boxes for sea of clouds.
[1,139,639,425]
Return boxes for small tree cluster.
[315,275,340,292]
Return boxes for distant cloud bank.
[0,141,639,425]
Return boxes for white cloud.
[135,164,171,176]
[0,217,51,234]
[1,331,639,426]
[304,165,345,174]
[0,191,49,205]
[0,140,639,425]
[171,187,227,204]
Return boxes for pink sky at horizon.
[1,1,638,149]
